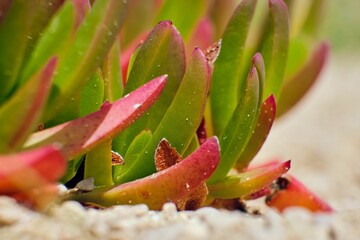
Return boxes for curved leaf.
[0,57,57,153]
[69,137,220,210]
[113,129,152,179]
[115,48,210,184]
[277,42,329,117]
[0,0,34,101]
[44,0,129,120]
[24,76,168,159]
[210,0,257,135]
[266,175,333,213]
[84,140,113,187]
[262,0,290,99]
[208,160,290,199]
[208,58,261,184]
[115,21,186,154]
[235,94,276,170]
[0,145,66,194]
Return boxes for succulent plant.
[0,0,331,213]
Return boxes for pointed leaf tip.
[0,145,66,194]
[70,137,220,209]
[266,175,333,213]
[25,75,168,159]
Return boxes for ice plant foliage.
[0,0,331,213]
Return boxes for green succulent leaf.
[210,0,257,135]
[208,160,290,199]
[103,39,123,102]
[235,94,276,170]
[69,137,220,210]
[113,129,152,179]
[261,0,289,99]
[114,21,186,154]
[0,57,57,153]
[84,140,113,187]
[24,76,167,159]
[156,0,206,42]
[44,0,129,120]
[115,48,210,184]
[277,42,329,117]
[0,0,36,102]
[0,144,66,194]
[208,58,261,184]
[20,1,76,85]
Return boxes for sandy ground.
[0,54,359,239]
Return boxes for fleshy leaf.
[262,0,290,99]
[210,0,257,135]
[208,160,290,199]
[156,0,206,43]
[102,39,123,102]
[0,145,66,194]
[266,175,333,213]
[0,57,57,153]
[277,42,329,117]
[155,138,207,210]
[44,0,129,120]
[114,21,186,155]
[24,76,168,159]
[0,0,35,101]
[115,48,210,184]
[235,94,276,170]
[84,140,113,187]
[208,58,261,184]
[69,137,220,210]
[20,1,76,84]
[113,129,152,179]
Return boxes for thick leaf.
[208,0,238,39]
[103,39,123,102]
[84,140,113,187]
[69,137,220,210]
[115,48,210,184]
[208,59,261,184]
[0,58,57,153]
[208,160,290,199]
[210,0,257,135]
[266,175,333,213]
[155,138,207,210]
[46,70,105,127]
[156,0,206,42]
[24,76,168,159]
[114,21,186,155]
[235,94,276,170]
[0,145,66,194]
[44,0,129,120]
[277,42,329,117]
[20,1,76,84]
[262,0,290,99]
[0,0,34,102]
[112,129,152,179]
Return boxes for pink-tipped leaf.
[266,174,333,213]
[24,76,167,159]
[70,137,220,209]
[208,160,290,199]
[0,57,57,153]
[0,145,66,194]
